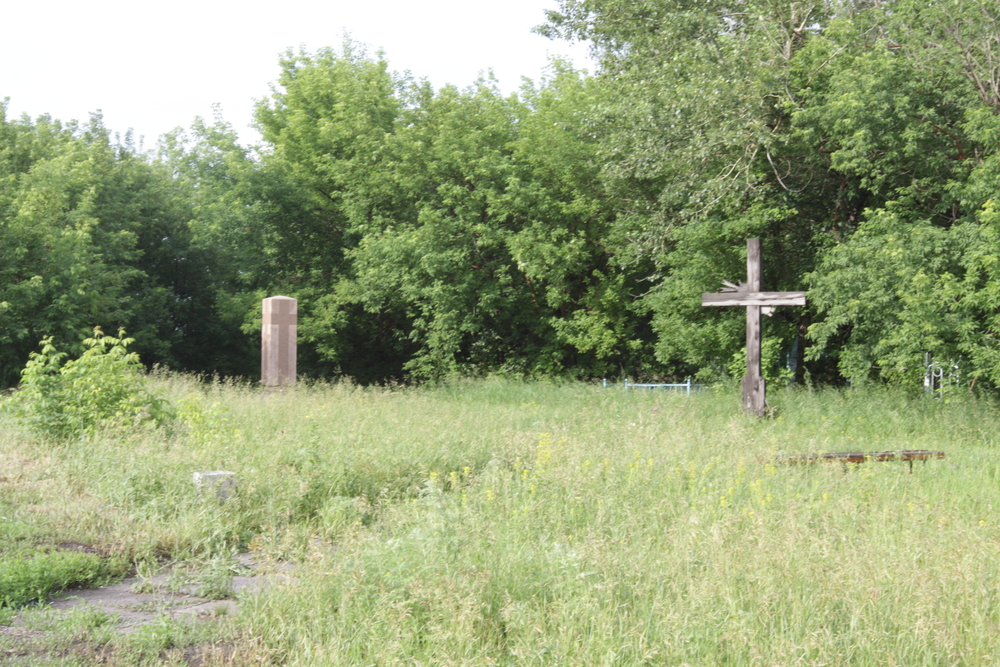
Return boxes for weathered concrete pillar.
[262,296,297,386]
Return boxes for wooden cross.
[701,239,806,416]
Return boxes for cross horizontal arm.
[701,291,807,307]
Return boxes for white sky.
[1,0,592,149]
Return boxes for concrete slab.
[5,553,295,634]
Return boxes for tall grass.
[3,377,1000,664]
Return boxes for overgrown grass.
[0,493,125,615]
[0,550,113,609]
[2,377,1000,664]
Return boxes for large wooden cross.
[702,239,806,416]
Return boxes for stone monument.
[261,296,297,387]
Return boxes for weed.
[1,377,999,665]
[163,554,248,600]
[116,614,224,660]
[5,328,172,440]
[0,550,114,608]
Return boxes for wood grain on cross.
[702,239,806,416]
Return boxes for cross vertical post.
[701,238,806,416]
[744,238,764,416]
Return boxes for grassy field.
[2,377,1000,665]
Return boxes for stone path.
[1,554,294,636]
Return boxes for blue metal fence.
[602,378,705,395]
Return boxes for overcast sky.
[1,0,593,148]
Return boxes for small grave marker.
[702,239,806,416]
[262,296,297,387]
[193,471,236,501]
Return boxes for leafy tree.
[541,0,1000,388]
[0,110,141,384]
[541,0,834,380]
[251,44,652,381]
[251,44,418,381]
[0,104,253,385]
[802,0,1000,386]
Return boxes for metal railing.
[925,353,960,399]
[602,378,705,395]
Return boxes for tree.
[541,0,834,380]
[541,0,1000,388]
[803,0,1000,387]
[0,104,254,385]
[252,44,652,381]
[0,110,141,384]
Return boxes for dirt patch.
[6,553,294,633]
[0,554,292,665]
[53,542,100,554]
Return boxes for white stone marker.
[262,296,297,387]
[193,471,236,501]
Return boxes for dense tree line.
[0,111,255,386]
[544,0,1000,387]
[3,0,1000,389]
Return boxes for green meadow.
[3,377,1000,665]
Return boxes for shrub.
[0,550,111,608]
[7,327,172,440]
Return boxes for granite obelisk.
[261,296,297,386]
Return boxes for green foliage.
[541,0,836,378]
[797,0,1000,386]
[0,104,256,387]
[251,45,652,380]
[727,336,795,386]
[538,0,1000,388]
[808,200,1000,387]
[5,1,1000,387]
[8,327,171,440]
[0,550,110,608]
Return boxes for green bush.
[7,327,172,440]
